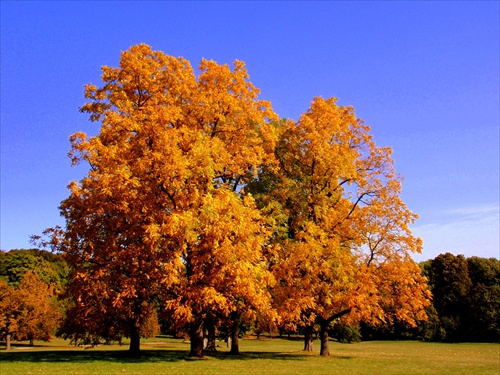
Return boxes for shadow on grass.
[0,349,312,364]
[0,349,185,364]
[209,351,312,361]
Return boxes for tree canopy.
[247,97,430,355]
[0,271,61,349]
[419,253,500,342]
[36,44,431,356]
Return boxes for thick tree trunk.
[319,319,330,356]
[190,319,205,358]
[229,321,240,355]
[129,322,141,355]
[303,325,314,351]
[5,333,11,350]
[205,320,217,352]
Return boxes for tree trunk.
[205,320,217,352]
[229,321,240,355]
[189,319,205,358]
[319,318,330,356]
[5,333,11,350]
[303,325,314,351]
[129,322,141,355]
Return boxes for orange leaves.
[163,187,275,325]
[247,94,431,331]
[0,272,62,344]
[62,44,282,337]
[47,44,431,348]
[195,58,278,183]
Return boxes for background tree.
[419,254,499,343]
[0,279,22,350]
[361,255,500,343]
[14,272,61,345]
[0,249,69,290]
[0,271,61,349]
[0,250,66,349]
[465,257,500,342]
[425,253,471,342]
[249,97,431,356]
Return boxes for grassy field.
[0,337,498,375]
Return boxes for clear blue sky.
[1,1,498,262]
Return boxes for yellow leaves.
[249,92,431,329]
[143,223,161,246]
[166,299,193,323]
[54,43,432,340]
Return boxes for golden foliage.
[249,96,431,330]
[0,272,61,345]
[40,45,430,353]
[52,44,279,346]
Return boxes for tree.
[248,97,431,356]
[39,44,278,356]
[38,44,431,357]
[0,280,22,350]
[466,257,500,342]
[14,272,61,345]
[0,271,61,349]
[0,249,69,290]
[165,189,276,357]
[417,254,500,343]
[425,253,472,341]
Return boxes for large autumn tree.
[248,97,431,356]
[39,44,430,357]
[158,55,278,357]
[40,44,278,356]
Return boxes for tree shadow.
[0,349,188,364]
[208,351,310,361]
[0,348,312,364]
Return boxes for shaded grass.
[1,338,498,375]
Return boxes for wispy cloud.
[411,204,499,262]
[442,205,499,217]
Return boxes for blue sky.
[1,1,498,262]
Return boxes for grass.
[0,337,498,375]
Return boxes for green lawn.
[1,337,498,375]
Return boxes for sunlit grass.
[1,337,498,375]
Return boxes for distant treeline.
[1,249,499,346]
[335,253,500,343]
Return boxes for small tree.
[0,272,61,349]
[0,280,22,350]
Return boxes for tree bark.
[205,319,217,352]
[229,321,240,355]
[303,325,314,351]
[129,322,141,355]
[319,318,330,356]
[5,333,11,350]
[189,319,205,358]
